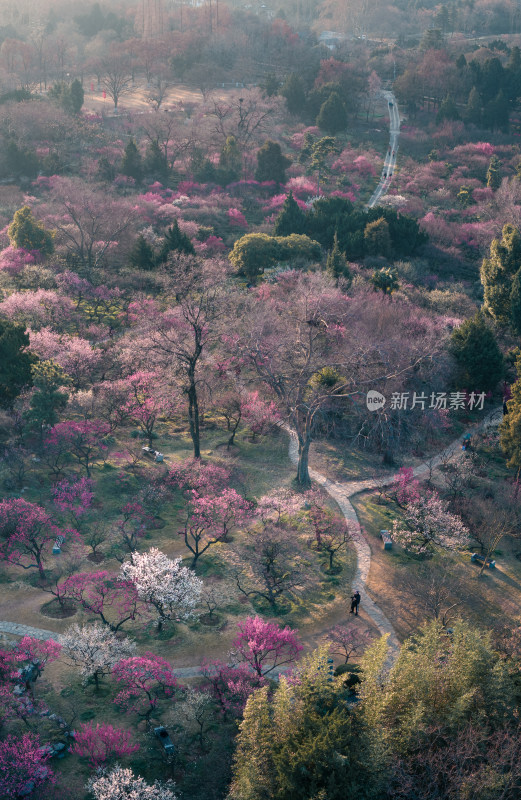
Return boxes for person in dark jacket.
[350,591,361,615]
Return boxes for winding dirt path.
[0,408,502,675]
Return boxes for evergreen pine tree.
[8,206,54,255]
[486,154,502,190]
[449,311,503,393]
[326,232,352,286]
[274,192,307,236]
[255,140,292,185]
[281,72,306,115]
[262,74,279,97]
[96,156,116,183]
[421,28,444,49]
[0,319,36,407]
[228,649,383,800]
[218,135,242,183]
[144,139,168,180]
[69,79,84,113]
[159,219,195,261]
[364,217,392,257]
[23,360,69,440]
[129,234,156,271]
[464,86,482,126]
[121,138,143,183]
[436,94,460,123]
[370,266,399,296]
[483,89,509,132]
[510,268,521,336]
[481,223,521,323]
[316,92,347,134]
[228,686,275,800]
[500,352,521,480]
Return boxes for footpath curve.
[285,407,502,666]
[367,89,400,209]
[0,408,503,675]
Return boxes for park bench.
[471,552,496,568]
[154,726,175,755]
[380,530,393,550]
[142,446,164,463]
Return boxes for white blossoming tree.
[392,491,470,555]
[61,622,136,689]
[87,765,177,800]
[119,548,203,631]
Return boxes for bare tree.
[399,565,462,626]
[101,55,133,109]
[235,525,302,608]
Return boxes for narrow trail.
[0,408,502,676]
[285,407,502,666]
[367,89,400,209]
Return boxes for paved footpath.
[0,408,503,675]
[285,407,502,666]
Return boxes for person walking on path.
[350,591,361,615]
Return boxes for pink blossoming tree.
[112,652,178,721]
[0,733,54,799]
[180,488,253,568]
[231,616,303,677]
[0,498,74,579]
[44,420,110,477]
[71,722,140,767]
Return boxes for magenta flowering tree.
[167,459,230,496]
[388,467,421,508]
[60,571,145,632]
[112,652,178,721]
[0,289,75,331]
[241,391,281,441]
[16,636,62,671]
[52,476,94,520]
[44,420,110,477]
[180,488,253,568]
[28,329,103,389]
[14,636,62,696]
[0,733,54,799]
[231,616,303,677]
[227,208,248,228]
[200,660,266,718]
[71,722,140,768]
[0,245,38,276]
[0,498,74,579]
[121,371,180,447]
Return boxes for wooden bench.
[380,530,393,550]
[471,552,496,568]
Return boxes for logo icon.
[366,390,386,411]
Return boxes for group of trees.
[274,193,427,261]
[395,44,521,131]
[229,619,521,800]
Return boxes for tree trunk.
[296,438,311,488]
[188,374,201,458]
